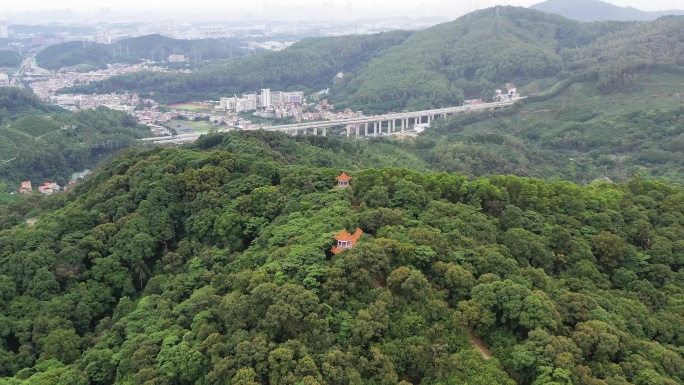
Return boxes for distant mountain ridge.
[61,6,684,112]
[531,0,684,22]
[35,34,248,70]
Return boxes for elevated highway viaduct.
[142,99,521,145]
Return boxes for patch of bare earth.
[469,328,492,359]
[372,274,387,288]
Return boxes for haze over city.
[3,0,684,22]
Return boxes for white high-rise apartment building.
[0,21,9,39]
[260,88,271,108]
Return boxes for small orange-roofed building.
[38,182,60,195]
[19,181,32,194]
[336,172,352,188]
[332,227,363,254]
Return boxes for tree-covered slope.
[63,8,684,113]
[0,50,21,68]
[415,72,684,185]
[35,34,249,71]
[0,87,59,119]
[331,9,684,112]
[0,131,682,385]
[531,0,684,22]
[0,108,149,186]
[0,88,150,193]
[331,6,600,111]
[61,31,413,104]
[560,16,684,90]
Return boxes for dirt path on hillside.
[469,328,492,359]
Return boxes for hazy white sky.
[2,0,683,20]
[3,0,684,12]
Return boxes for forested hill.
[61,7,684,112]
[0,130,682,384]
[330,8,684,111]
[0,50,21,67]
[0,87,60,117]
[0,87,150,200]
[35,34,250,71]
[62,30,412,104]
[331,6,588,111]
[531,0,684,22]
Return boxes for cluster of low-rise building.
[29,71,373,138]
[219,89,305,112]
[253,94,363,123]
[19,181,60,195]
[219,88,367,124]
[28,63,179,103]
[18,169,92,196]
[0,73,10,86]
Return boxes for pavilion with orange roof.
[336,172,352,188]
[331,228,363,254]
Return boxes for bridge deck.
[142,99,521,143]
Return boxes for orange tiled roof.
[336,172,352,182]
[332,228,363,254]
[334,229,352,241]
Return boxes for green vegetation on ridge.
[0,131,681,385]
[530,0,684,22]
[60,30,413,104]
[417,72,684,185]
[35,34,251,71]
[60,8,684,113]
[0,50,21,68]
[0,88,150,194]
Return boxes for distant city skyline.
[2,0,683,22]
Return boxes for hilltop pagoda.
[336,172,352,188]
[331,228,363,254]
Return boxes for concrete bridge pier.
[364,122,368,137]
[322,128,327,137]
[313,127,318,136]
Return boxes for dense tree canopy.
[0,50,21,68]
[0,88,149,195]
[0,131,681,384]
[62,31,412,104]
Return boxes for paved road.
[142,99,521,144]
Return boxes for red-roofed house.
[19,181,32,194]
[336,172,352,188]
[38,182,60,195]
[331,228,363,254]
